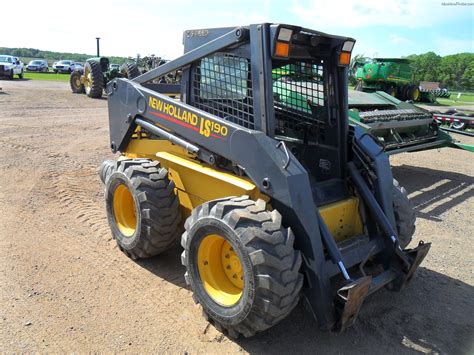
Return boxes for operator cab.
[183,24,355,205]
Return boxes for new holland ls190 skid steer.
[99,24,431,338]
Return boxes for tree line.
[350,52,473,91]
[0,47,129,66]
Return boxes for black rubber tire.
[70,69,85,94]
[84,60,104,98]
[392,179,416,249]
[8,70,13,80]
[104,158,181,259]
[408,85,420,101]
[398,84,409,101]
[385,86,397,97]
[99,159,117,184]
[53,70,58,74]
[120,62,140,79]
[18,70,23,79]
[181,196,303,338]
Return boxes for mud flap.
[389,241,431,291]
[335,276,372,331]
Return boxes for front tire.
[70,69,85,94]
[104,159,182,259]
[181,196,303,338]
[18,70,23,79]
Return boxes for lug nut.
[204,261,208,265]
[226,265,231,270]
[225,254,230,259]
[233,274,237,279]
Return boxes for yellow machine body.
[124,138,364,242]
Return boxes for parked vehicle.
[74,62,84,70]
[52,60,77,73]
[0,55,23,79]
[109,64,120,71]
[26,59,49,72]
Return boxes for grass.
[23,71,70,82]
[436,92,474,106]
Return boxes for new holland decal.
[148,97,228,140]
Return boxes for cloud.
[288,0,472,29]
[1,0,277,59]
[389,34,413,45]
[436,37,474,55]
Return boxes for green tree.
[461,61,474,90]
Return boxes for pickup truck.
[0,55,24,79]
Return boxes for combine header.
[348,91,474,154]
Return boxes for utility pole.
[96,37,101,57]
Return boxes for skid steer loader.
[99,24,430,338]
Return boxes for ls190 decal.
[148,97,228,140]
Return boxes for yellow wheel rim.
[197,234,244,307]
[75,76,81,88]
[84,65,91,93]
[413,88,420,101]
[113,184,137,237]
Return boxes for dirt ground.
[0,80,473,353]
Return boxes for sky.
[2,0,473,59]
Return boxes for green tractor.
[354,58,434,103]
[70,57,140,98]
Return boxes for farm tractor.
[70,57,140,98]
[99,24,431,337]
[355,58,436,103]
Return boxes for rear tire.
[385,86,397,97]
[408,85,420,101]
[105,159,182,259]
[392,179,416,249]
[18,70,23,79]
[181,196,303,338]
[399,84,410,101]
[84,61,104,98]
[120,62,141,79]
[70,69,85,94]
